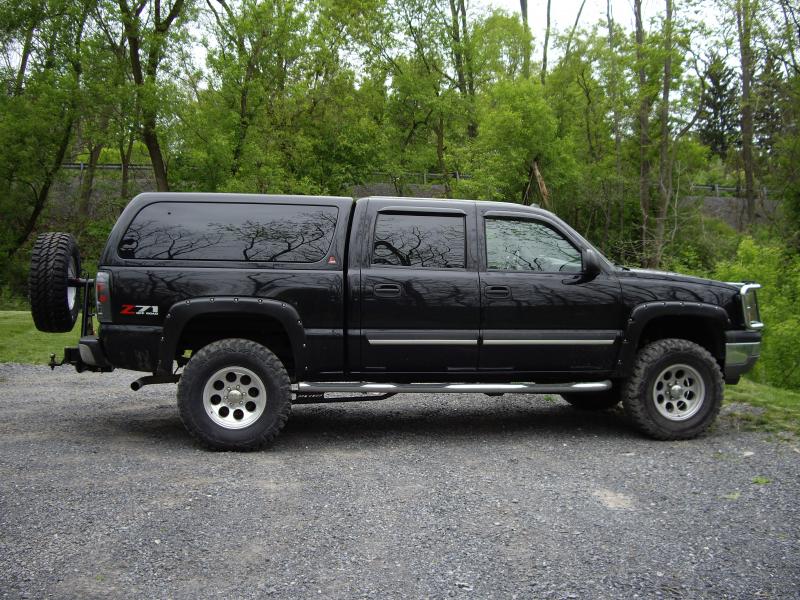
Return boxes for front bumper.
[724,330,761,384]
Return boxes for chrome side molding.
[296,380,612,394]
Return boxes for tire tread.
[622,338,723,440]
[177,338,291,451]
[29,232,80,333]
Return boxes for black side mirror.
[582,248,602,280]
[565,248,602,284]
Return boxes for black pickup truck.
[29,193,762,449]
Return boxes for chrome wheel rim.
[66,258,77,311]
[202,366,267,430]
[652,363,705,421]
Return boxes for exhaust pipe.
[131,374,180,390]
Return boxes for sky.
[482,0,667,45]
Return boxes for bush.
[714,237,800,390]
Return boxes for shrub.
[714,237,800,390]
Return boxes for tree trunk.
[541,0,551,84]
[14,22,35,96]
[10,117,75,255]
[736,0,756,223]
[142,112,169,191]
[607,0,625,255]
[634,0,653,264]
[565,0,588,58]
[651,0,674,269]
[78,142,103,218]
[120,136,134,200]
[434,114,450,197]
[520,0,530,78]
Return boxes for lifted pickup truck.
[30,193,762,449]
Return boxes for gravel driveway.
[0,363,798,599]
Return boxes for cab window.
[372,213,466,269]
[485,217,581,272]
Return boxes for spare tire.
[29,232,82,333]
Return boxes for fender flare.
[614,301,730,376]
[157,296,306,375]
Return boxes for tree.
[697,53,739,160]
[735,0,758,222]
[115,0,191,191]
[0,0,92,256]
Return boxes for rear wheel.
[561,387,621,411]
[622,339,723,440]
[29,232,81,332]
[177,338,291,450]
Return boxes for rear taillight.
[95,271,112,323]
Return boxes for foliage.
[714,237,800,390]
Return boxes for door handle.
[484,285,511,299]
[373,283,401,298]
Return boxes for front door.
[478,210,623,375]
[359,202,480,375]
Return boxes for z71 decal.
[120,304,159,316]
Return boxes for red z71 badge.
[120,304,159,316]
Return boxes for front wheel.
[622,339,723,440]
[177,338,291,450]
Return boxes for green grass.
[725,378,800,437]
[0,310,89,365]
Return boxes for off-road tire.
[177,338,291,451]
[622,339,723,440]
[561,387,622,411]
[29,232,81,333]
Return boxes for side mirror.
[562,248,602,284]
[577,248,601,283]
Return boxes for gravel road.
[0,363,798,599]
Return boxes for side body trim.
[482,339,615,346]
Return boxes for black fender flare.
[614,301,730,377]
[157,296,306,375]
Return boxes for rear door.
[358,199,480,375]
[478,208,623,375]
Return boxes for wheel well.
[176,313,295,377]
[637,316,724,366]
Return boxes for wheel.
[622,339,723,440]
[29,232,81,332]
[561,387,621,411]
[177,338,291,450]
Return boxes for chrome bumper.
[724,337,761,383]
[726,341,761,366]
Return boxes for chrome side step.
[296,381,611,395]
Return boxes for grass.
[725,378,800,437]
[0,310,797,436]
[0,310,89,365]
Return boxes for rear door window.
[118,202,338,262]
[372,213,466,269]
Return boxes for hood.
[620,267,739,290]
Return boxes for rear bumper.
[724,330,761,384]
[78,336,112,369]
[56,336,113,373]
[100,324,162,372]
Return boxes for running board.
[296,381,611,395]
